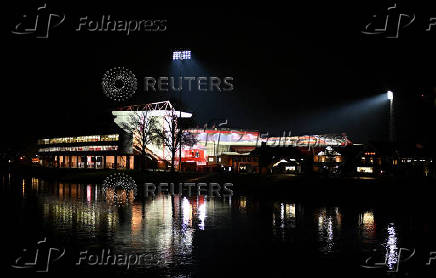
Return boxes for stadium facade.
[36,101,353,172]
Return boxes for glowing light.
[317,208,342,254]
[182,197,192,227]
[362,212,374,225]
[198,201,206,230]
[387,91,393,100]
[172,50,191,60]
[286,203,296,218]
[357,166,373,173]
[239,197,247,209]
[285,166,295,171]
[385,223,399,271]
[87,185,92,203]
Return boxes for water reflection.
[316,207,342,254]
[181,196,193,228]
[358,210,377,250]
[5,175,431,276]
[385,223,399,271]
[198,198,206,230]
[32,181,230,269]
[272,202,297,240]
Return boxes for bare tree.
[153,110,197,172]
[121,111,159,170]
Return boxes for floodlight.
[387,91,393,100]
[172,50,191,60]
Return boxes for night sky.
[3,1,436,153]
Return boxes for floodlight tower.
[387,91,394,142]
[172,50,191,171]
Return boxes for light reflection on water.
[316,207,342,254]
[33,181,235,270]
[358,210,377,249]
[385,223,399,271]
[4,176,434,275]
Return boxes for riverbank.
[3,166,435,205]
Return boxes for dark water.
[1,174,435,277]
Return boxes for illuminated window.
[38,145,118,152]
[38,134,119,145]
[357,167,373,173]
[285,166,295,171]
